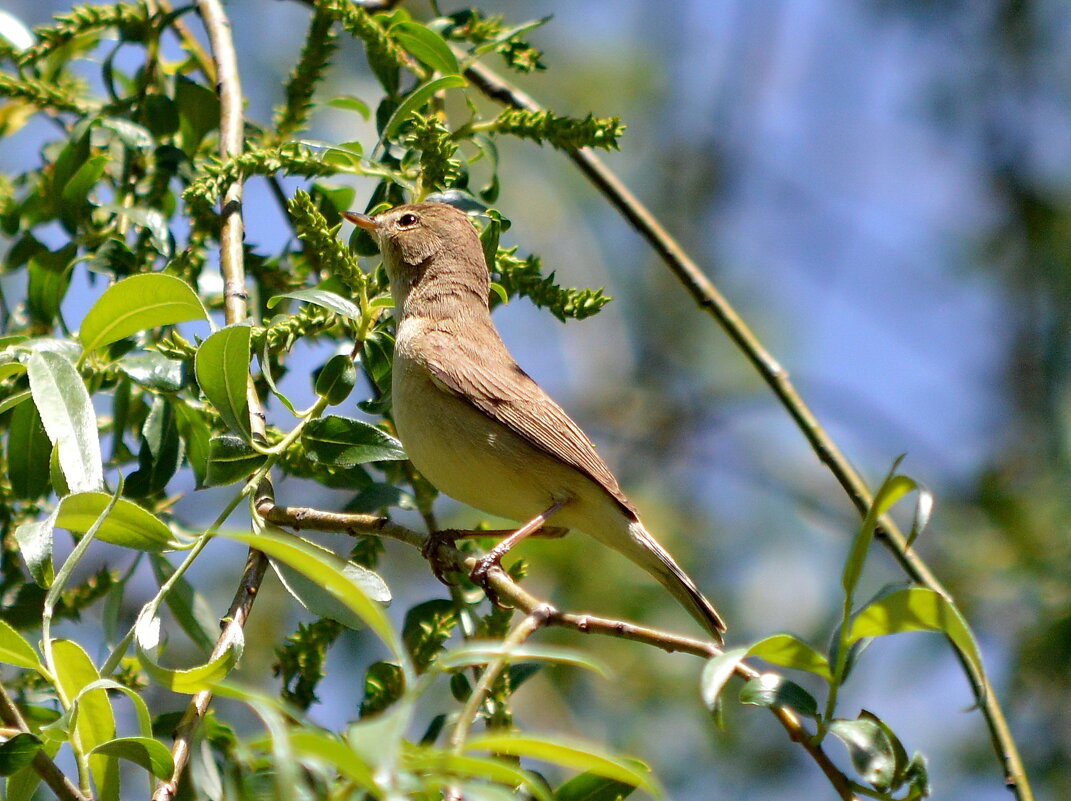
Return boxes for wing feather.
[420,326,637,517]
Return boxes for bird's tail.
[614,519,727,642]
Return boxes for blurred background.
[4,0,1069,798]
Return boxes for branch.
[0,682,89,801]
[462,57,1032,801]
[154,2,269,799]
[261,502,859,801]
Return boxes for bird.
[342,202,726,641]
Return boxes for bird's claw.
[422,529,462,586]
[469,554,507,609]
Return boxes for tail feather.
[625,520,726,642]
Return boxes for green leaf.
[390,21,460,75]
[0,733,41,777]
[100,205,172,257]
[271,546,391,630]
[14,508,56,587]
[118,351,186,392]
[267,287,362,322]
[745,634,832,682]
[175,75,220,155]
[79,273,207,355]
[325,95,370,118]
[738,674,819,718]
[135,613,242,693]
[383,74,467,140]
[57,491,179,551]
[126,394,184,496]
[195,324,253,442]
[171,398,210,487]
[27,245,75,326]
[699,647,748,712]
[437,643,609,678]
[314,354,357,405]
[0,388,32,415]
[60,153,108,225]
[90,736,174,779]
[463,734,659,796]
[404,750,552,801]
[555,772,638,801]
[23,349,103,492]
[0,618,44,672]
[6,398,52,500]
[4,738,59,801]
[848,587,985,684]
[226,526,406,668]
[828,715,897,789]
[301,415,405,466]
[204,434,266,487]
[52,639,119,800]
[842,459,912,597]
[289,731,377,792]
[74,679,153,740]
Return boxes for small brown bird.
[343,202,726,640]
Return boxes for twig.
[263,503,859,800]
[0,682,90,801]
[153,2,269,799]
[463,57,1031,801]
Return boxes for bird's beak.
[341,211,380,231]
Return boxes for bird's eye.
[398,213,419,227]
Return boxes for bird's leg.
[423,518,568,587]
[469,501,565,596]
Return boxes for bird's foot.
[422,529,462,586]
[469,552,506,608]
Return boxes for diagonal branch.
[259,501,860,801]
[462,58,1032,801]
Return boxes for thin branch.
[462,57,1031,801]
[154,2,269,799]
[0,682,89,801]
[262,502,859,801]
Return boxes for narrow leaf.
[0,733,41,777]
[738,674,819,718]
[301,415,405,466]
[24,349,103,492]
[745,634,832,682]
[135,614,243,693]
[226,527,405,666]
[14,508,57,587]
[267,288,362,322]
[204,434,266,487]
[848,587,985,685]
[195,324,253,442]
[6,398,52,499]
[90,736,174,779]
[57,491,179,551]
[383,75,467,140]
[699,648,748,712]
[463,734,659,796]
[438,643,609,677]
[272,553,390,630]
[53,639,119,800]
[390,21,460,75]
[0,619,44,672]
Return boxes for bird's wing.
[420,330,638,517]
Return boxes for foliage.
[0,3,1020,801]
